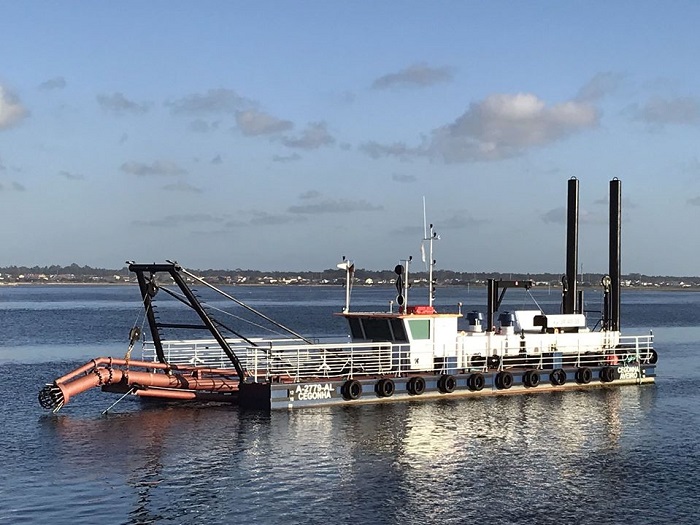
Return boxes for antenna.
[423,222,439,308]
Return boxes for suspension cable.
[177,266,313,344]
[527,289,544,312]
[155,284,282,343]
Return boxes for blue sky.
[1,1,699,275]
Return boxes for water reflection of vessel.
[39,179,657,411]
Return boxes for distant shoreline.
[1,281,698,292]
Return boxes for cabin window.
[362,318,393,341]
[390,319,407,342]
[407,319,430,340]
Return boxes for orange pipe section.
[133,389,198,400]
[53,357,238,384]
[51,359,241,407]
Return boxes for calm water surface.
[1,285,699,524]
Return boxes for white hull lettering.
[290,383,334,401]
[617,366,640,380]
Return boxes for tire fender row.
[340,365,627,401]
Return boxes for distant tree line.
[0,264,128,278]
[1,264,699,288]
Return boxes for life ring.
[375,378,395,398]
[550,368,566,386]
[523,370,540,388]
[468,373,485,391]
[341,379,362,400]
[605,353,619,366]
[496,371,513,390]
[438,374,456,394]
[575,367,592,384]
[407,376,426,396]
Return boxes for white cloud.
[132,213,222,227]
[249,211,307,226]
[431,93,599,162]
[0,86,28,130]
[282,122,335,150]
[361,91,599,163]
[360,141,425,160]
[541,206,605,224]
[167,88,251,115]
[439,213,486,229]
[0,181,26,192]
[38,77,67,91]
[542,207,566,224]
[236,109,293,136]
[162,181,202,193]
[392,173,417,183]
[273,153,301,163]
[58,170,84,180]
[97,92,150,115]
[189,119,220,133]
[288,198,382,214]
[120,160,188,176]
[372,63,453,89]
[575,72,623,102]
[630,96,700,127]
[299,190,320,199]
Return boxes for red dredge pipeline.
[38,357,241,412]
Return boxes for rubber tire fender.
[468,373,485,392]
[342,379,362,400]
[375,378,395,398]
[550,369,566,386]
[407,376,426,395]
[496,371,513,390]
[523,370,540,388]
[576,367,592,384]
[600,366,614,383]
[438,374,456,394]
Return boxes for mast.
[424,223,439,307]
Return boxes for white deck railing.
[141,333,655,382]
[141,337,313,369]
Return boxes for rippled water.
[1,286,699,524]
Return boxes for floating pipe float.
[38,357,241,412]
